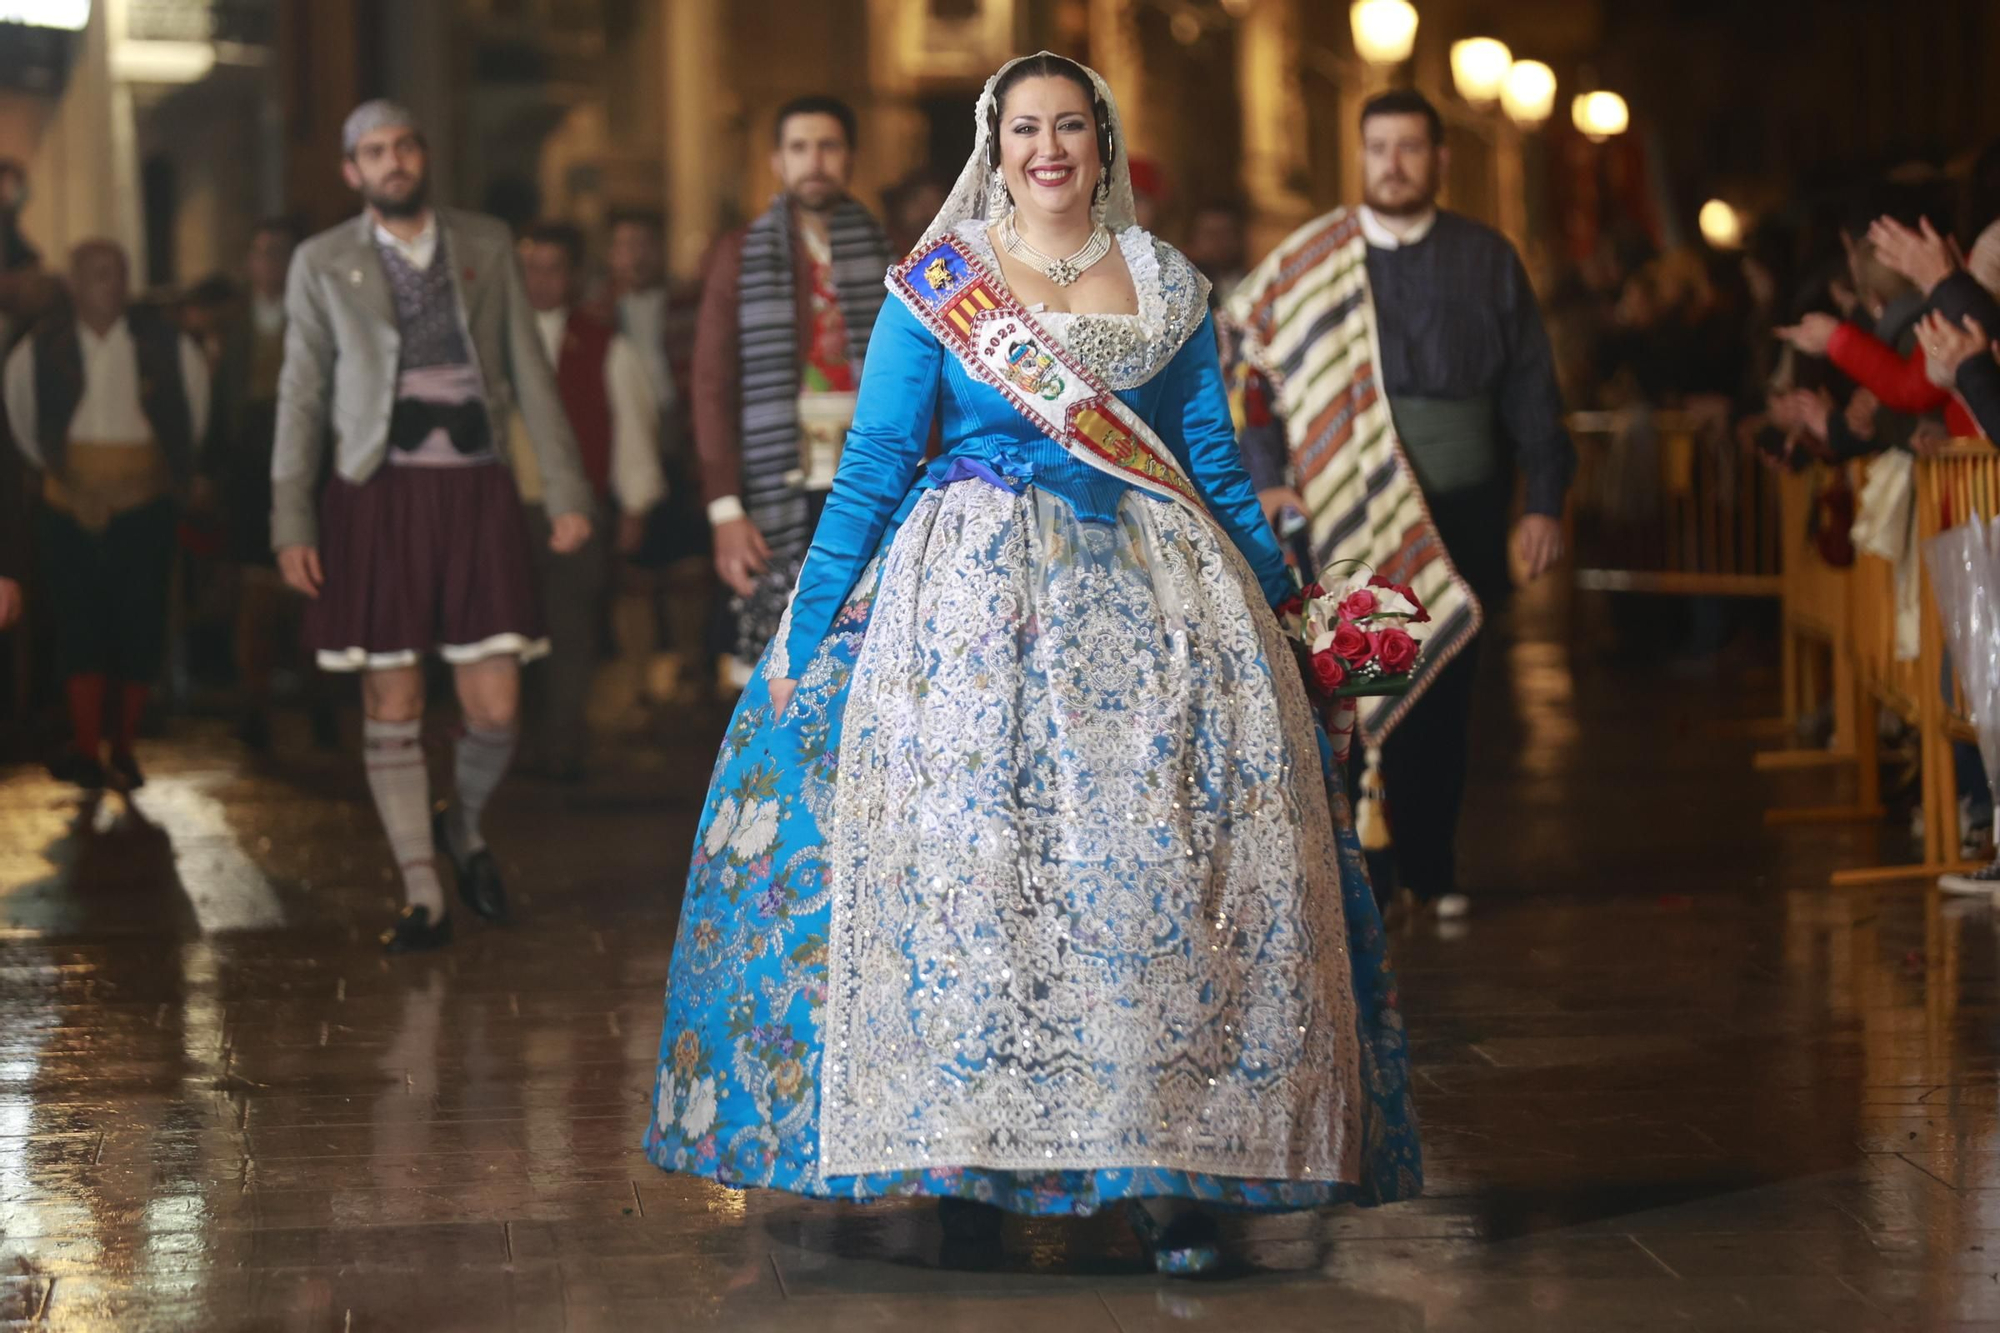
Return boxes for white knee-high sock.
[363,717,445,916]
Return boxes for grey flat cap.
[342,99,419,155]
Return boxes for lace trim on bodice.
[954,221,1212,390]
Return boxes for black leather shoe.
[382,905,453,954]
[434,806,509,924]
[107,749,146,791]
[49,748,107,790]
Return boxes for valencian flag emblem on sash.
[890,234,1209,520]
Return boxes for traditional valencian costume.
[644,55,1420,1264]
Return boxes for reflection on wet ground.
[0,591,1992,1330]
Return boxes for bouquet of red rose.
[1276,566,1432,700]
[1277,566,1431,851]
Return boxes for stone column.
[663,0,730,278]
[21,0,132,262]
[1235,0,1313,254]
[1087,0,1147,158]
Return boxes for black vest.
[33,308,195,482]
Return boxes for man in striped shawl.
[691,95,890,689]
[1226,89,1573,927]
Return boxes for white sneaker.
[1433,892,1471,920]
[1937,863,2000,895]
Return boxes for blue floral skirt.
[644,481,1421,1215]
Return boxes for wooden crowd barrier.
[1568,409,1783,598]
[1756,464,1859,774]
[1819,444,1996,886]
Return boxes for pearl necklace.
[999,212,1113,287]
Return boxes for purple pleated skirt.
[304,460,547,672]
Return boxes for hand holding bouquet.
[1277,567,1432,701]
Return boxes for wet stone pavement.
[1,593,1997,1331]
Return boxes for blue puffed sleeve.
[1149,310,1297,608]
[774,297,943,676]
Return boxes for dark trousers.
[1361,480,1508,902]
[526,501,611,771]
[35,499,176,680]
[1372,636,1481,899]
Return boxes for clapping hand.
[1916,310,1991,382]
[1774,313,1841,358]
[1868,216,1961,294]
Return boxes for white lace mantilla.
[818,480,1363,1180]
[956,222,1212,391]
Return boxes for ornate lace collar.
[952,220,1210,390]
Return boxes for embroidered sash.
[889,234,1209,522]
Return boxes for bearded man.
[1226,88,1574,926]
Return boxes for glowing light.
[1699,199,1745,250]
[0,0,89,29]
[1450,37,1512,104]
[1350,0,1418,67]
[1571,90,1630,142]
[1500,60,1556,127]
[111,41,217,84]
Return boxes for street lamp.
[1500,60,1556,127]
[1571,90,1630,143]
[1450,37,1512,105]
[1350,0,1418,67]
[1699,199,1744,250]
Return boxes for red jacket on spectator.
[1827,322,1980,438]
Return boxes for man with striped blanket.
[1226,89,1573,926]
[691,95,890,689]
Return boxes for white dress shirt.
[1358,205,1439,251]
[4,317,211,467]
[374,212,439,271]
[528,306,666,515]
[616,285,678,415]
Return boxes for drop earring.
[990,166,1012,216]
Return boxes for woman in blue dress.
[645,53,1420,1275]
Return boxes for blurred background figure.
[3,240,208,791]
[513,220,664,782]
[692,95,889,694]
[0,159,39,279]
[882,170,952,260]
[1185,196,1249,307]
[1127,154,1170,233]
[600,208,715,711]
[203,216,336,753]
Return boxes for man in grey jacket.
[273,100,591,953]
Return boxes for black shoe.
[107,749,145,791]
[49,748,107,790]
[382,905,453,954]
[434,806,509,924]
[1123,1202,1223,1278]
